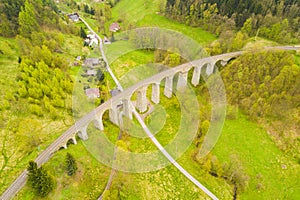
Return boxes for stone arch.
[135,85,149,113]
[67,136,77,146]
[205,61,217,76]
[163,74,175,98]
[176,68,190,90]
[77,124,88,141]
[109,104,120,125]
[122,97,133,119]
[94,110,106,130]
[58,143,67,151]
[151,81,161,104]
[191,64,204,86]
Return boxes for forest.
[165,0,300,43]
[0,0,81,119]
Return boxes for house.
[84,58,100,67]
[109,22,120,32]
[89,37,99,46]
[86,69,97,76]
[85,34,99,47]
[85,88,100,99]
[67,13,80,22]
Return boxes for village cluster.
[67,13,121,101]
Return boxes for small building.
[110,88,121,97]
[76,56,81,61]
[85,88,100,99]
[89,38,99,46]
[85,34,99,47]
[87,34,96,39]
[84,58,100,67]
[104,37,111,44]
[86,69,97,76]
[109,22,120,32]
[67,13,80,22]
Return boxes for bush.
[226,105,238,120]
[30,104,43,117]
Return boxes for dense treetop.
[165,0,300,43]
[0,0,60,37]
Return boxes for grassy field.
[212,113,300,199]
[108,0,216,45]
[108,49,154,82]
[110,0,162,23]
[137,14,216,45]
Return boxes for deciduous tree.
[18,0,39,38]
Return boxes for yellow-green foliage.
[17,57,73,118]
[223,50,299,119]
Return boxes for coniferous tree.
[84,4,90,13]
[96,69,104,82]
[90,7,95,15]
[65,153,77,176]
[80,27,87,38]
[27,161,38,184]
[27,161,55,197]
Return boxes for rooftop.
[109,22,120,32]
[67,13,79,22]
[84,58,100,67]
[86,69,97,76]
[85,88,100,99]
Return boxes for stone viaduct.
[76,51,242,142]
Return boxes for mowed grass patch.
[110,0,161,23]
[137,14,216,45]
[124,93,181,153]
[107,48,155,85]
[212,112,300,199]
[109,0,216,45]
